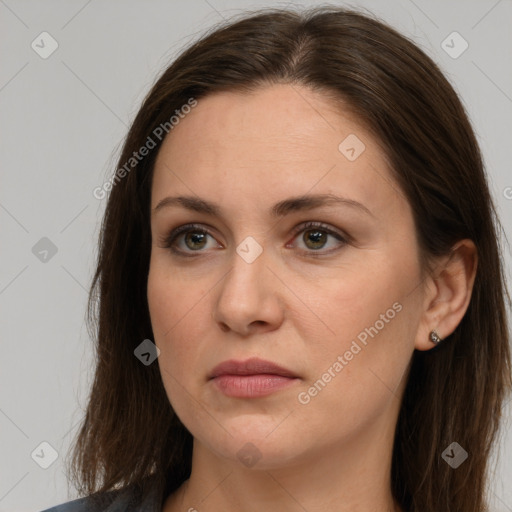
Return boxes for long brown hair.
[68,7,512,511]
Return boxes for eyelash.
[159,221,349,258]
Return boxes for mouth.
[208,357,300,398]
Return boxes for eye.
[288,221,348,255]
[159,223,221,256]
[159,221,348,257]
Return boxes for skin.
[147,84,477,512]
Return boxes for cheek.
[147,256,209,341]
[296,253,418,406]
[147,266,197,424]
[309,258,405,346]
[147,258,215,400]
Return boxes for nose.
[211,244,285,336]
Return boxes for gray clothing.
[40,480,163,512]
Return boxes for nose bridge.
[223,237,268,303]
[217,207,270,291]
[213,236,283,333]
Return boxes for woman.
[43,6,511,512]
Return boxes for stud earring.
[429,330,442,344]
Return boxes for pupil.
[186,231,206,250]
[305,229,326,249]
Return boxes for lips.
[209,357,297,379]
[209,357,299,398]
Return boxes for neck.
[164,412,402,512]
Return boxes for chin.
[192,419,314,471]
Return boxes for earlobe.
[414,239,478,351]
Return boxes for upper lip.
[209,357,298,379]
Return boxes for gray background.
[1,0,511,510]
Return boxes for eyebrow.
[152,193,374,219]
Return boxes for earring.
[429,330,442,344]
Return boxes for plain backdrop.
[1,1,511,511]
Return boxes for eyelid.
[289,221,348,242]
[159,221,349,256]
[287,220,349,256]
[157,223,220,253]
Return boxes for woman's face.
[148,84,428,469]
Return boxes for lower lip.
[211,374,299,398]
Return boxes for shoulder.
[40,480,162,512]
[40,494,109,512]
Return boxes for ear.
[415,239,478,351]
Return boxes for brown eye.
[184,231,208,250]
[290,221,348,256]
[303,229,328,250]
[161,223,221,256]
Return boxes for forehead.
[151,84,402,217]
[156,84,365,165]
